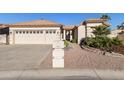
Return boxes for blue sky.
[0,13,123,30]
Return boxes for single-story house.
[0,24,9,44]
[8,19,63,44]
[0,18,110,45]
[0,19,78,45]
[117,31,124,44]
[108,29,124,38]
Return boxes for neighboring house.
[78,18,110,44]
[117,31,124,44]
[108,29,123,38]
[0,24,9,44]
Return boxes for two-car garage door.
[14,30,60,44]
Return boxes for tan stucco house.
[0,19,78,45]
[0,18,110,45]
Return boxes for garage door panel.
[14,30,60,44]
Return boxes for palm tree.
[100,14,111,20]
[93,25,111,36]
[117,22,124,31]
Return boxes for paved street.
[0,69,124,80]
[0,45,52,70]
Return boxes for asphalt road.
[0,69,124,80]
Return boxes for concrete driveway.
[0,45,52,71]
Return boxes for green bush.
[111,37,123,46]
[83,36,123,52]
[81,25,123,53]
[64,40,69,47]
[85,36,111,48]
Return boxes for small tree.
[100,14,111,20]
[117,22,124,31]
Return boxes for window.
[23,31,25,34]
[26,31,28,34]
[50,30,52,34]
[16,31,18,34]
[37,31,39,34]
[10,32,12,34]
[46,30,48,34]
[40,31,43,34]
[19,31,22,34]
[53,30,56,34]
[30,31,32,34]
[33,31,35,34]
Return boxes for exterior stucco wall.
[77,23,103,44]
[9,27,61,44]
[9,28,14,44]
[87,23,103,27]
[86,23,102,37]
[78,25,85,44]
[87,27,95,37]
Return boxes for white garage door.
[14,30,60,44]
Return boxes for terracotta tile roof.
[84,18,107,23]
[103,22,111,26]
[7,19,63,27]
[82,18,110,27]
[0,24,8,29]
[63,25,78,30]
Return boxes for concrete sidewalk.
[0,69,124,80]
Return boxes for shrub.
[64,40,69,47]
[111,37,123,46]
[84,36,111,49]
[81,25,123,54]
[82,36,123,52]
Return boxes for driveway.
[41,43,124,70]
[0,45,52,71]
[64,44,124,70]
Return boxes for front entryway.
[63,26,78,43]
